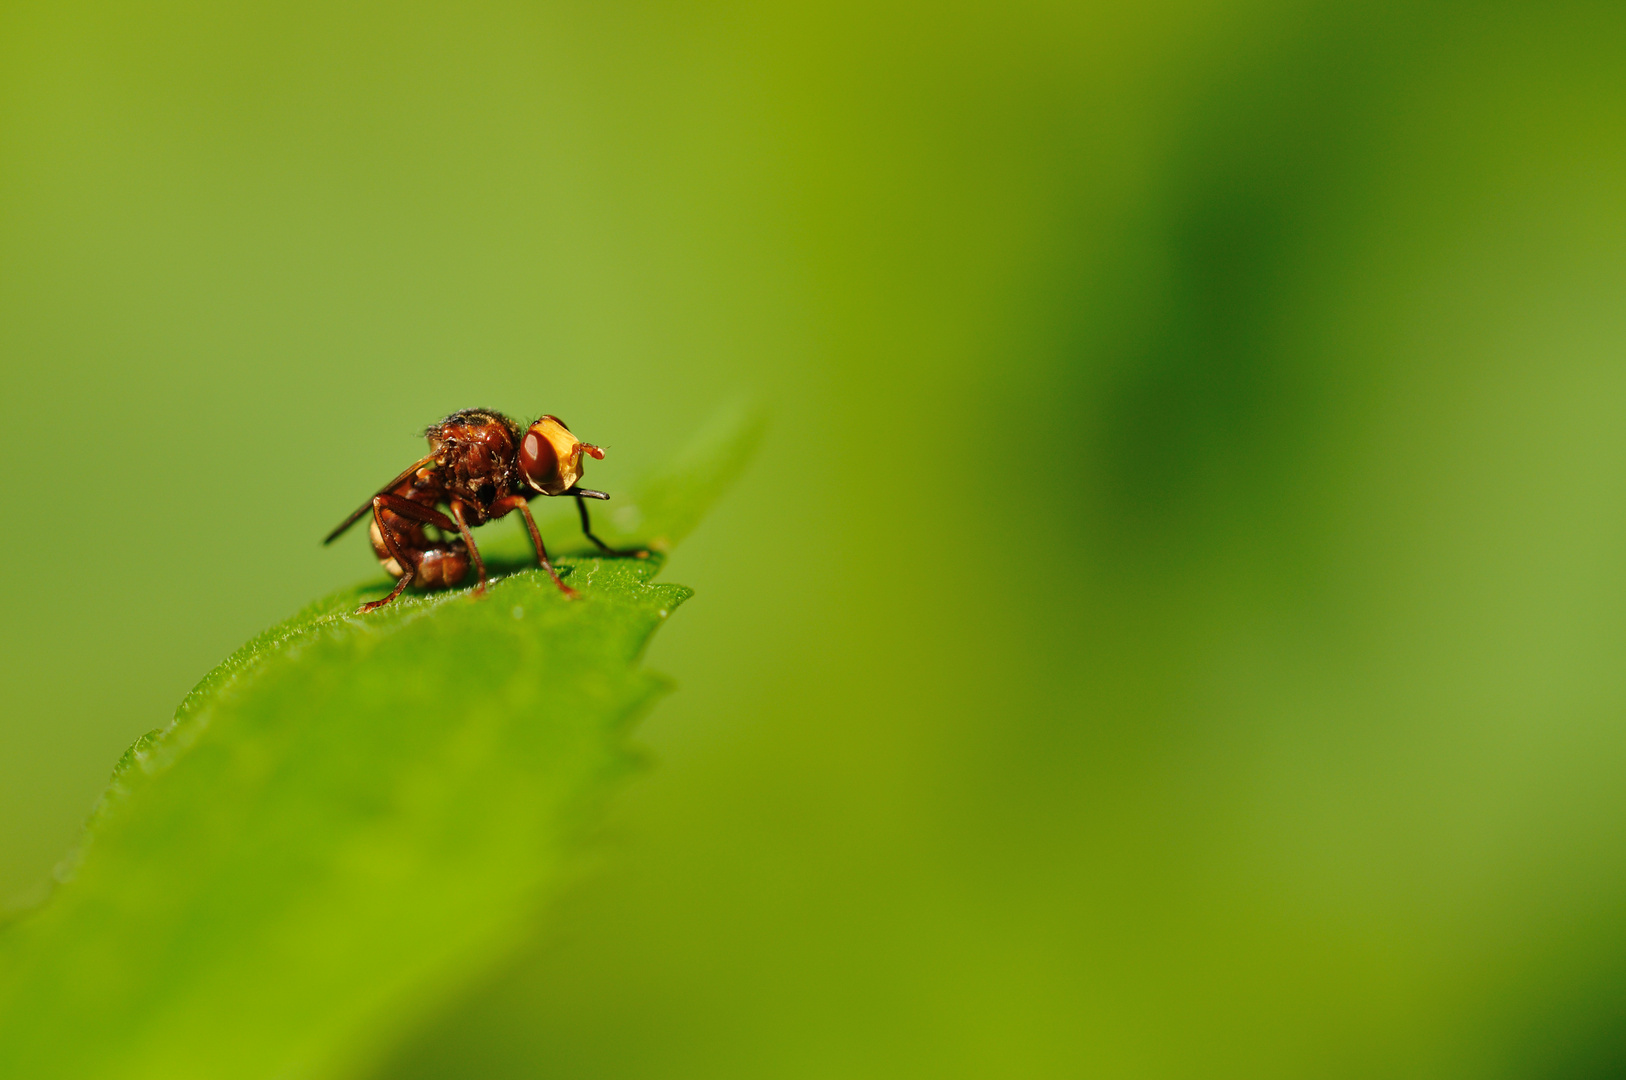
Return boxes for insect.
[324,409,643,613]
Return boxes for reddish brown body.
[325,408,642,613]
[366,456,471,591]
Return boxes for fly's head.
[519,415,604,496]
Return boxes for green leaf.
[0,405,760,1080]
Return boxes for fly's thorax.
[428,412,522,512]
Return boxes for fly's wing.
[322,453,439,545]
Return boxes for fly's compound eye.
[519,427,560,492]
[520,415,598,495]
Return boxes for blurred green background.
[5,0,1626,1075]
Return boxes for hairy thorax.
[426,409,523,523]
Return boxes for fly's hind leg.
[358,499,419,614]
[372,492,459,535]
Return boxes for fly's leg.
[358,498,418,614]
[372,493,468,584]
[449,501,490,596]
[373,492,459,534]
[574,493,647,558]
[490,494,578,599]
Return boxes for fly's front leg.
[571,491,648,558]
[448,500,490,596]
[490,495,578,599]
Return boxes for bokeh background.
[5,0,1626,1076]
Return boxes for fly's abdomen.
[369,512,468,588]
